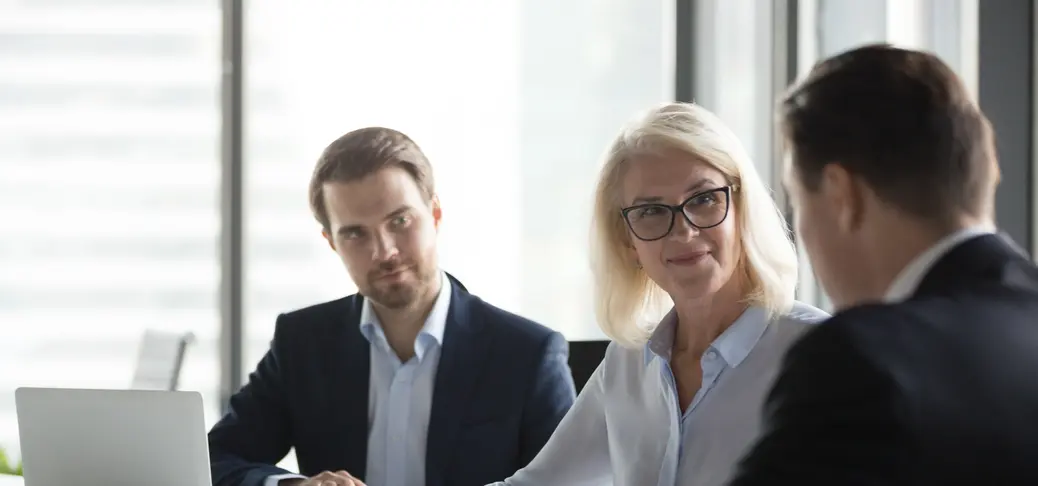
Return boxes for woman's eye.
[691,193,718,205]
[633,206,665,219]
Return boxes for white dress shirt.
[884,226,994,302]
[490,301,829,486]
[267,271,452,486]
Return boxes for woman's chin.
[668,272,727,300]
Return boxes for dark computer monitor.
[567,340,610,393]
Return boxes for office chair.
[567,340,609,393]
[130,330,195,391]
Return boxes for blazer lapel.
[425,276,490,486]
[325,294,371,479]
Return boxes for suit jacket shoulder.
[276,296,357,332]
[265,296,361,362]
[463,293,560,346]
[732,234,1038,485]
[799,303,915,357]
[729,304,917,485]
[273,280,560,349]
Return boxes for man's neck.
[374,277,442,361]
[861,214,993,303]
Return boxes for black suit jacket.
[209,274,576,486]
[730,234,1038,485]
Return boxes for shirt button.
[705,350,718,361]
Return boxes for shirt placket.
[657,360,682,486]
[383,344,416,486]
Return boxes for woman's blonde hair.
[590,102,799,348]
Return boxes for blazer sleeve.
[492,345,611,486]
[208,315,296,486]
[728,312,912,486]
[516,331,578,467]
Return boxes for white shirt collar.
[359,271,452,359]
[644,306,769,369]
[883,226,994,302]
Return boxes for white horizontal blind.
[0,0,222,460]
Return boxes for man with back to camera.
[208,127,577,486]
[728,44,1038,485]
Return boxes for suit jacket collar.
[913,232,1036,298]
[332,293,370,479]
[425,273,490,486]
[331,272,487,485]
[884,227,993,302]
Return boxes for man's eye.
[341,229,364,240]
[392,216,410,226]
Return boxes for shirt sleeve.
[488,348,614,486]
[264,473,306,486]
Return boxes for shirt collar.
[884,226,994,303]
[643,305,770,369]
[359,271,451,360]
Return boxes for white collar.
[883,226,994,302]
[359,271,451,359]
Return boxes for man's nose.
[372,233,400,261]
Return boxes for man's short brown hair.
[780,43,999,222]
[309,127,435,230]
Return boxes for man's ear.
[821,163,865,233]
[321,229,336,252]
[431,195,443,230]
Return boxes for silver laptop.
[15,387,211,486]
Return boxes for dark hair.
[780,43,998,222]
[309,127,435,230]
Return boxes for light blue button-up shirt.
[361,271,451,486]
[492,302,828,486]
[267,271,452,486]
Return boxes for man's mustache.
[371,261,410,279]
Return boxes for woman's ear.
[627,245,642,269]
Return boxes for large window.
[243,0,676,371]
[693,0,782,185]
[0,0,222,458]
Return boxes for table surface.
[0,474,21,486]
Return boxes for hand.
[284,470,366,486]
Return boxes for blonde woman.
[490,102,828,486]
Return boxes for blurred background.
[0,0,1033,469]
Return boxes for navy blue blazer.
[208,274,576,486]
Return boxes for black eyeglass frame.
[620,185,738,242]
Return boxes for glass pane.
[695,0,778,180]
[0,1,222,460]
[815,0,888,57]
[244,0,673,364]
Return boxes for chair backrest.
[567,340,610,394]
[130,330,195,391]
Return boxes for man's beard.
[363,259,437,310]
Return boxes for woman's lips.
[668,251,709,266]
